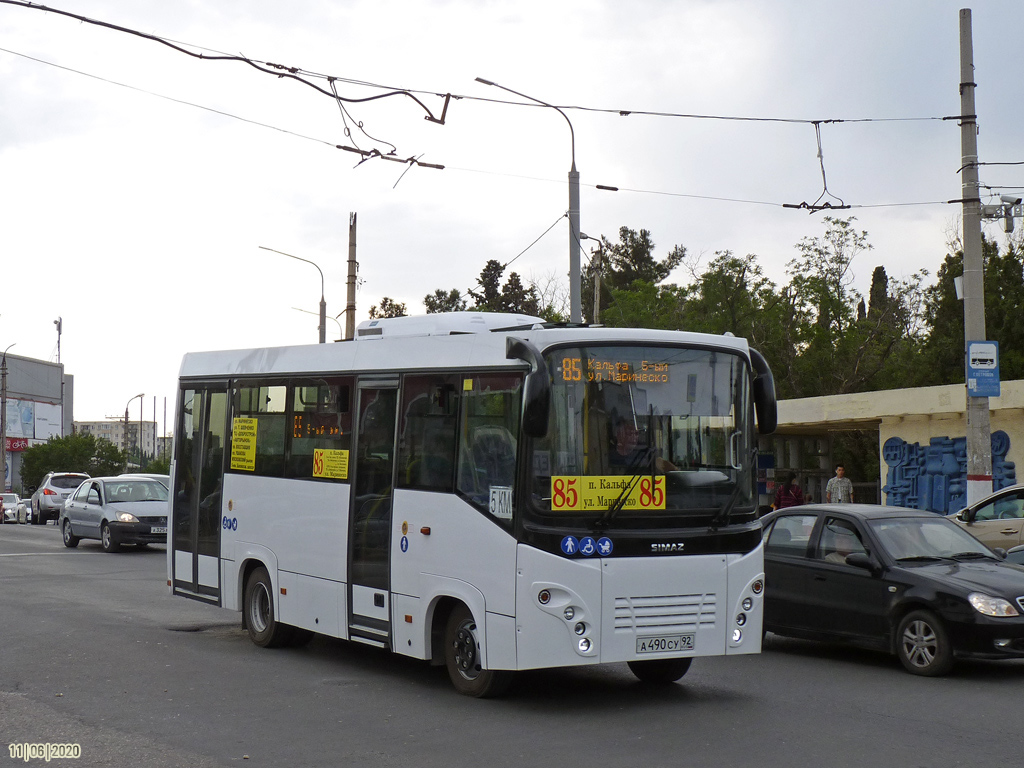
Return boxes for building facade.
[2,353,73,493]
[75,419,158,458]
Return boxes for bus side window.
[235,383,288,478]
[289,378,353,481]
[456,374,522,515]
[397,375,458,491]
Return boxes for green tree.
[423,288,467,313]
[584,226,685,324]
[464,259,541,315]
[368,297,407,319]
[20,433,126,490]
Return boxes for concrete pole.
[1,355,8,492]
[345,213,358,340]
[569,167,582,324]
[959,8,993,504]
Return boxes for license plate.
[151,526,168,534]
[636,634,695,654]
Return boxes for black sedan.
[761,504,1024,676]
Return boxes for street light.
[1,344,15,492]
[292,307,342,341]
[475,77,582,323]
[124,393,143,471]
[260,246,327,343]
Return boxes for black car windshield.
[104,481,169,503]
[528,344,754,522]
[869,517,993,560]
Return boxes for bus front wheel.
[627,657,692,684]
[244,567,293,648]
[443,604,513,698]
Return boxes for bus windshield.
[529,345,754,522]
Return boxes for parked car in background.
[948,484,1024,550]
[1,493,19,524]
[119,473,170,488]
[30,472,91,525]
[60,476,169,552]
[761,503,1024,676]
[16,497,30,524]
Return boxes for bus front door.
[348,384,398,647]
[171,386,228,604]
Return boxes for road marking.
[0,552,88,557]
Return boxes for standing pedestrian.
[825,463,855,503]
[773,473,804,509]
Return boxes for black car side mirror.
[993,547,1008,560]
[845,552,879,574]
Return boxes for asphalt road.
[2,522,1022,768]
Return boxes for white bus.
[168,312,777,696]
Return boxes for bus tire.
[444,604,513,698]
[627,657,692,684]
[244,567,293,648]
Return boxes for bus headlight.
[732,629,743,643]
[735,613,747,627]
[574,622,586,636]
[578,638,591,653]
[742,597,753,611]
[563,607,575,620]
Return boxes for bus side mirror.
[507,337,550,438]
[750,348,777,435]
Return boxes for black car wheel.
[896,610,954,676]
[444,604,513,697]
[627,657,693,684]
[62,520,80,548]
[243,567,294,648]
[101,523,120,553]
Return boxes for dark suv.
[31,472,90,525]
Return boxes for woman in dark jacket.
[774,473,804,509]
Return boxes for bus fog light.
[735,613,747,627]
[538,590,551,605]
[732,629,743,643]
[742,597,753,611]
[578,638,591,652]
[574,622,586,636]
[563,607,575,620]
[752,580,764,595]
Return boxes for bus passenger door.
[348,384,398,647]
[171,387,228,605]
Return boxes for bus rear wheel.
[244,567,294,648]
[444,604,512,698]
[628,657,692,684]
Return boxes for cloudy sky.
[2,0,1022,426]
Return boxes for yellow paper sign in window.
[551,475,666,511]
[313,449,349,480]
[230,417,258,472]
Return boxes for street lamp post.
[124,393,143,471]
[292,307,343,341]
[1,344,14,492]
[475,77,582,323]
[260,246,327,343]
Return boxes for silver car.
[31,472,91,525]
[1,493,19,524]
[60,477,169,552]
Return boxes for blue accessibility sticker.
[400,535,409,553]
[579,537,597,556]
[560,536,580,555]
[597,537,613,556]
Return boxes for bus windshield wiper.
[596,446,655,527]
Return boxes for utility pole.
[345,213,358,340]
[1,345,12,492]
[959,8,993,504]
